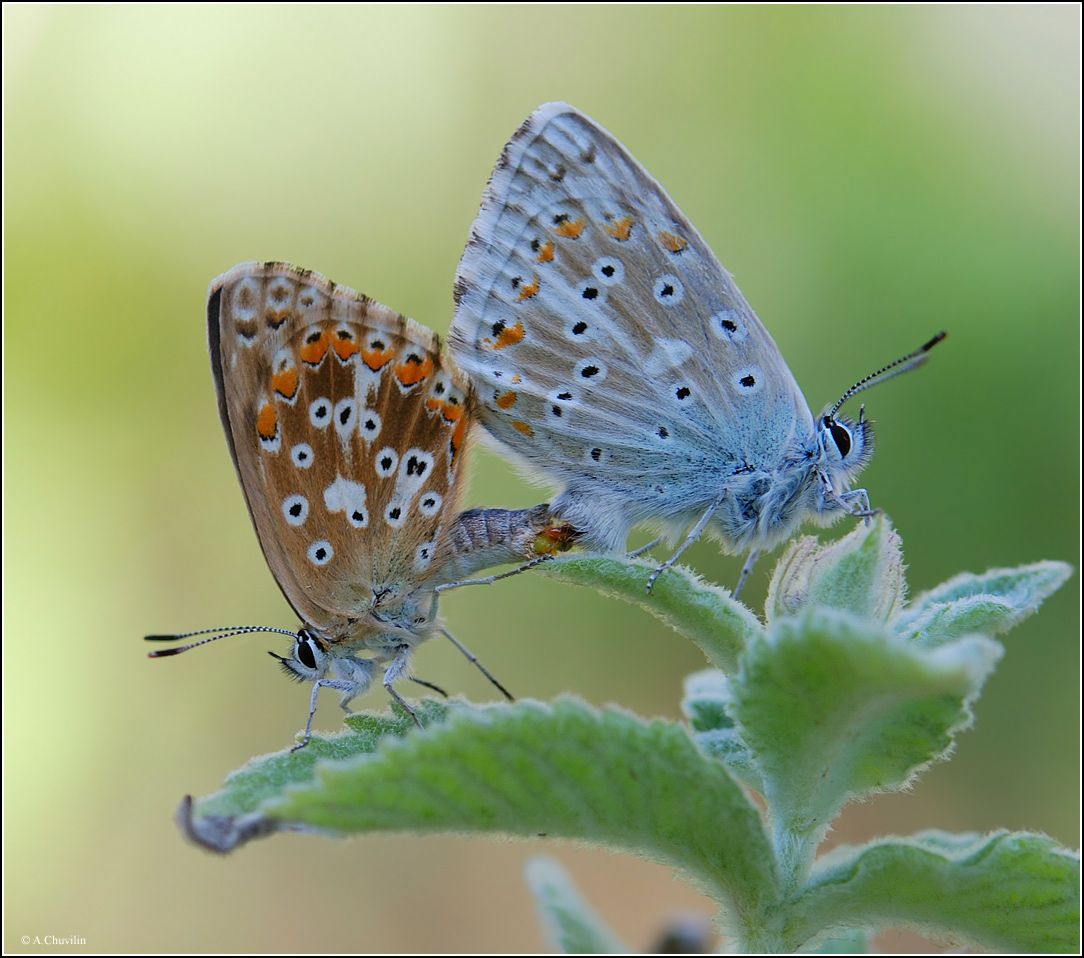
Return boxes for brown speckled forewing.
[209,262,470,631]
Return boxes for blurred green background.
[5,5,1078,953]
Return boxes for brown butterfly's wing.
[209,262,470,634]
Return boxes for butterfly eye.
[295,633,318,671]
[826,418,853,458]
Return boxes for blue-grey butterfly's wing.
[451,103,817,551]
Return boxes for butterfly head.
[818,405,875,490]
[269,600,436,682]
[269,627,335,683]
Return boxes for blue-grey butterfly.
[148,263,575,748]
[450,103,943,593]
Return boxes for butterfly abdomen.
[442,505,577,582]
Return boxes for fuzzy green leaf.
[181,697,778,925]
[766,516,905,624]
[682,668,734,734]
[524,857,629,953]
[196,706,431,819]
[537,555,762,673]
[790,831,1080,953]
[894,561,1073,646]
[682,669,763,793]
[732,610,1002,866]
[807,929,872,953]
[175,702,448,851]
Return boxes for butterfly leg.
[291,678,357,752]
[410,677,449,698]
[434,553,556,594]
[733,550,759,601]
[646,494,726,594]
[440,626,514,701]
[628,537,663,559]
[847,488,874,519]
[383,652,424,730]
[832,487,876,523]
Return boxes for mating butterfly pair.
[150,103,942,747]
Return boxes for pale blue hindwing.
[451,103,863,556]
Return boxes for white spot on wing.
[334,398,358,442]
[282,495,309,526]
[295,285,327,318]
[712,309,749,344]
[384,501,407,529]
[291,443,314,468]
[358,408,381,442]
[230,278,259,322]
[418,492,443,518]
[643,338,694,376]
[324,475,369,528]
[259,432,281,454]
[374,447,398,478]
[309,398,332,429]
[653,274,685,305]
[397,449,434,489]
[574,358,608,383]
[574,279,608,307]
[730,365,764,395]
[592,257,625,286]
[414,541,436,572]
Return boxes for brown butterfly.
[148,262,575,748]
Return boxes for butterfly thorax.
[704,408,874,554]
[276,600,436,682]
[323,582,440,655]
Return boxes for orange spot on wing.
[554,218,585,239]
[440,401,464,424]
[449,416,467,467]
[515,277,540,301]
[605,217,635,241]
[271,367,299,400]
[495,390,517,409]
[493,321,525,350]
[658,231,689,253]
[362,343,396,370]
[299,329,330,365]
[395,353,434,386]
[511,374,522,384]
[256,403,277,441]
[426,397,442,413]
[512,421,534,437]
[332,332,361,361]
[535,241,555,263]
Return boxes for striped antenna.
[828,332,946,419]
[145,626,299,658]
